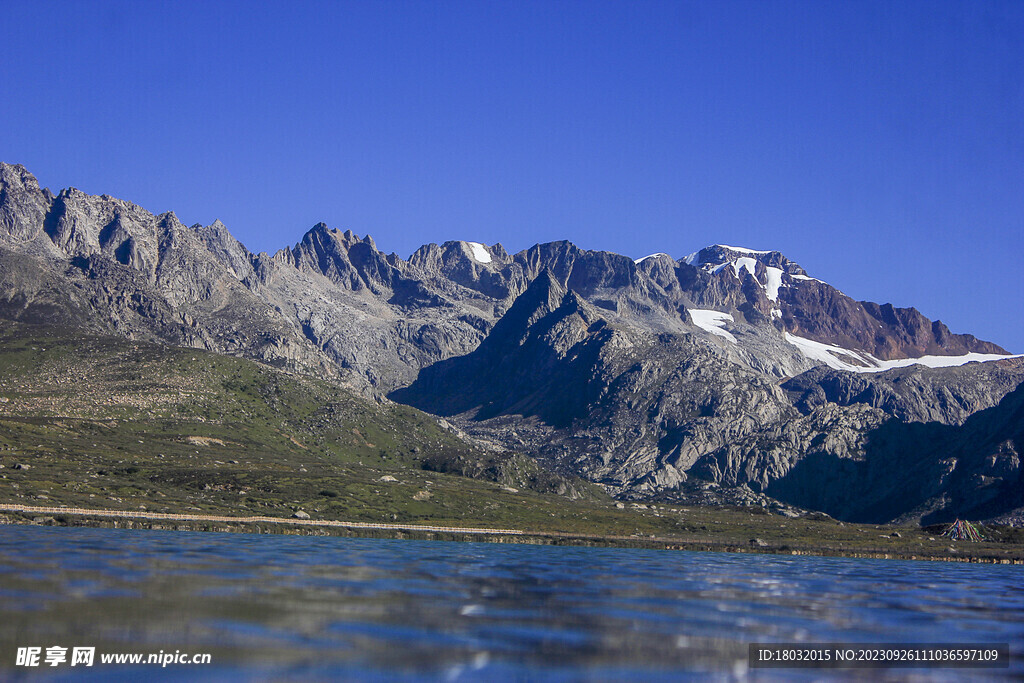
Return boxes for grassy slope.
[0,323,1020,561]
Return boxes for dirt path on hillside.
[0,503,524,536]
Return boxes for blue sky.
[2,1,1022,351]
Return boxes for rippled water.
[0,526,1020,681]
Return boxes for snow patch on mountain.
[784,332,1021,373]
[730,257,758,279]
[873,352,1024,371]
[465,242,492,263]
[764,267,784,301]
[689,309,737,343]
[784,333,876,371]
[715,244,771,254]
[634,253,670,264]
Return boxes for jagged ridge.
[1,162,1021,523]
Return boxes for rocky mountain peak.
[0,162,41,191]
[456,240,496,265]
[0,164,52,244]
[194,219,255,282]
[297,223,381,253]
[486,269,566,342]
[413,240,502,270]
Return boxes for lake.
[0,526,1020,680]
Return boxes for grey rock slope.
[393,271,795,497]
[782,359,1024,426]
[0,164,335,380]
[0,164,498,391]
[2,162,1021,522]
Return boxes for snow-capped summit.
[680,244,812,305]
[683,244,802,274]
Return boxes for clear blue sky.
[2,1,1022,351]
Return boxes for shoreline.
[3,504,1021,565]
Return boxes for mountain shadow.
[766,381,1024,523]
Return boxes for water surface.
[0,526,1020,680]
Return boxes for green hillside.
[0,323,604,529]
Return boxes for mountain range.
[1,162,1021,524]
